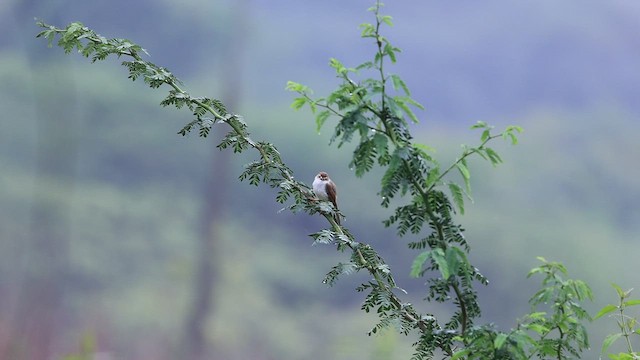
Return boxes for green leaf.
[380,15,394,26]
[413,142,436,154]
[455,160,471,192]
[484,147,503,166]
[527,267,542,278]
[447,182,465,215]
[372,132,388,148]
[626,317,637,331]
[410,251,431,278]
[526,323,549,335]
[356,61,374,71]
[431,248,449,279]
[508,331,535,357]
[329,57,347,74]
[359,22,376,37]
[447,246,467,268]
[527,311,547,320]
[601,333,623,355]
[384,43,398,63]
[352,139,377,177]
[470,121,488,129]
[450,348,471,360]
[480,129,491,142]
[315,110,331,132]
[530,287,554,305]
[393,96,420,123]
[623,299,640,307]
[612,283,625,298]
[494,333,508,350]
[285,81,309,93]
[425,168,440,188]
[609,353,640,360]
[372,132,389,163]
[389,74,411,96]
[503,125,523,145]
[406,96,424,110]
[290,97,307,110]
[571,280,593,301]
[505,125,524,133]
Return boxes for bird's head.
[316,172,330,182]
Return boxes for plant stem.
[426,134,501,193]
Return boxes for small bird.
[313,171,340,224]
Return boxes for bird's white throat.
[313,178,329,200]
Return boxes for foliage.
[36,1,600,359]
[518,257,593,359]
[287,2,524,358]
[435,257,593,360]
[595,284,640,359]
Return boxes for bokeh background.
[1,0,639,359]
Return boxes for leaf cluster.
[35,20,323,227]
[288,2,523,358]
[516,257,593,359]
[595,284,640,359]
[443,258,593,360]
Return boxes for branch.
[36,18,438,343]
[426,133,502,193]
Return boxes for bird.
[313,171,340,225]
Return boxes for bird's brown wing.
[326,181,340,224]
[326,182,338,209]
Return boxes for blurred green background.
[1,0,639,359]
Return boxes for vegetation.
[595,285,640,360]
[30,1,638,359]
